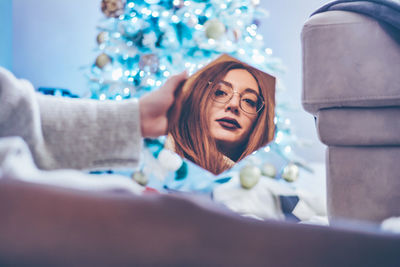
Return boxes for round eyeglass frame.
[208,81,265,115]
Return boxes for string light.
[275,131,283,144]
[147,78,155,86]
[112,68,123,80]
[159,20,166,27]
[141,8,152,16]
[171,15,180,23]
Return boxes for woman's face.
[207,69,260,151]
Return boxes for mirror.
[165,54,276,175]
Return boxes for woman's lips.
[216,118,241,130]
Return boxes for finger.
[162,70,188,93]
[174,70,188,81]
[166,78,187,133]
[166,87,183,132]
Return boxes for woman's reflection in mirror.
[167,59,275,175]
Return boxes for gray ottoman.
[302,10,400,223]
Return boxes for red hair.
[169,59,275,175]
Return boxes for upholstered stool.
[302,10,400,223]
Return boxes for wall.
[0,0,13,69]
[258,0,329,163]
[10,0,329,163]
[12,0,101,94]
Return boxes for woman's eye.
[214,89,227,96]
[243,98,256,107]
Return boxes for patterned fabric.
[213,171,328,224]
[280,196,300,222]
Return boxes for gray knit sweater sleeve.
[0,67,142,170]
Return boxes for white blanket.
[213,163,328,224]
[0,136,143,195]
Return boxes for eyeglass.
[209,81,265,115]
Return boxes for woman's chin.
[214,135,242,148]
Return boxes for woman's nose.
[225,94,241,113]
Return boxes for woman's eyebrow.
[220,80,233,88]
[243,88,259,95]
[221,80,259,95]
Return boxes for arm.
[35,94,143,170]
[0,67,186,170]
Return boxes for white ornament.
[142,32,157,48]
[261,163,277,178]
[282,163,299,182]
[132,171,148,186]
[204,19,226,40]
[240,165,261,189]
[158,149,183,171]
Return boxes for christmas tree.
[86,0,309,191]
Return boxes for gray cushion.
[327,146,400,222]
[317,107,400,146]
[302,11,400,115]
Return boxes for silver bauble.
[101,0,126,18]
[95,53,112,69]
[96,31,109,45]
